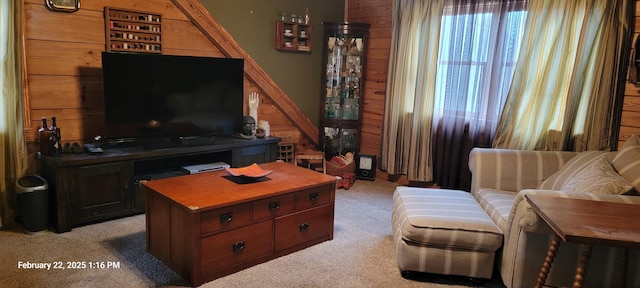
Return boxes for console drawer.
[294,185,332,211]
[201,203,252,234]
[275,204,333,251]
[252,193,295,220]
[201,220,273,276]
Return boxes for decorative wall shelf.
[275,21,312,52]
[104,7,162,54]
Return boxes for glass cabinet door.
[320,22,370,160]
[324,37,364,120]
[322,127,358,157]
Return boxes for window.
[433,3,527,121]
[381,0,529,185]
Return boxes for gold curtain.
[0,0,27,228]
[493,0,633,151]
[381,0,445,182]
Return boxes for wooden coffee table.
[525,195,640,288]
[143,162,337,286]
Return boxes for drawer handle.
[232,241,245,252]
[309,192,320,201]
[220,213,233,223]
[269,201,280,211]
[299,223,310,231]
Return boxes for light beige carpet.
[0,178,505,288]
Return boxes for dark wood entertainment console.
[40,136,280,233]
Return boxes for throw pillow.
[612,134,640,192]
[562,156,634,195]
[539,150,609,190]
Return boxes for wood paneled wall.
[22,0,315,167]
[347,0,405,183]
[346,0,390,157]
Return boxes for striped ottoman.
[392,187,503,280]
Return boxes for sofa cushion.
[393,187,502,251]
[539,150,614,190]
[561,156,633,195]
[473,189,517,232]
[469,148,577,193]
[612,134,640,193]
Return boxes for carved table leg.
[536,235,561,288]
[572,244,593,288]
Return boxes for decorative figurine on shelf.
[237,115,256,140]
[249,92,259,124]
[304,8,310,24]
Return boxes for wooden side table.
[525,195,640,288]
[295,152,326,174]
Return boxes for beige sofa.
[468,135,640,287]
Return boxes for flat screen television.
[101,52,244,146]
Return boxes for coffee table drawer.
[253,194,295,220]
[201,203,252,234]
[275,204,333,251]
[200,220,273,276]
[294,185,332,211]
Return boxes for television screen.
[101,52,244,144]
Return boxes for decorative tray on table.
[224,163,274,178]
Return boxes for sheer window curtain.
[493,0,633,151]
[0,0,27,228]
[433,0,527,189]
[381,0,527,188]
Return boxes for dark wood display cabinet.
[40,137,280,233]
[319,22,370,159]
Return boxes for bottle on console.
[49,116,62,155]
[38,117,51,155]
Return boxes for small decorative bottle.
[49,116,62,155]
[304,8,310,24]
[342,104,352,120]
[38,117,51,155]
[354,103,359,120]
[333,104,341,119]
[326,101,335,118]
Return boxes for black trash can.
[16,175,49,234]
